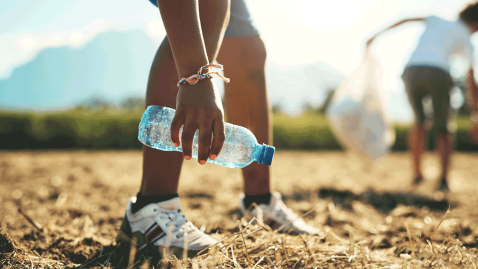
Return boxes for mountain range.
[0,29,344,113]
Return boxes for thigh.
[145,37,178,108]
[429,70,452,134]
[403,67,427,125]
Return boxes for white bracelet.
[177,63,230,87]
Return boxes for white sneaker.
[239,192,320,235]
[117,197,217,257]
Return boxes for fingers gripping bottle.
[138,106,275,168]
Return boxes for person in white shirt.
[367,2,478,191]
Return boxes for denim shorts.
[148,0,260,38]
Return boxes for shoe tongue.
[157,197,181,210]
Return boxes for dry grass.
[2,151,478,268]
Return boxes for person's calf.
[436,132,453,182]
[408,125,426,180]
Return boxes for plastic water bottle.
[138,105,275,168]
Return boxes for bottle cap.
[258,144,275,165]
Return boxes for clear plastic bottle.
[138,105,275,168]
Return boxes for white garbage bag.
[326,50,395,160]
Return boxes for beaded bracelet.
[177,63,230,87]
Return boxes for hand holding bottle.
[171,79,225,165]
[139,106,275,168]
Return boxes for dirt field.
[2,151,478,268]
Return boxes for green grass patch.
[1,110,477,151]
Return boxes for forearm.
[198,0,229,62]
[369,18,424,43]
[156,0,229,162]
[157,0,209,78]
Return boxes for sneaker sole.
[116,219,212,259]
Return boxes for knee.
[432,121,450,135]
[224,36,267,65]
[239,43,267,86]
[220,36,267,82]
[232,37,267,74]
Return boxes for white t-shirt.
[406,15,473,73]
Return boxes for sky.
[0,0,477,121]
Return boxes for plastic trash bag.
[326,50,395,160]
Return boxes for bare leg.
[408,124,426,183]
[141,39,183,196]
[140,0,230,196]
[436,133,453,180]
[218,36,272,195]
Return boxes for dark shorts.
[148,0,260,38]
[402,66,453,134]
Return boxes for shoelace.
[159,211,199,241]
[273,201,299,223]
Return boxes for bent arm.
[367,17,425,47]
[157,0,209,78]
[156,0,229,163]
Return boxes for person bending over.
[367,2,478,191]
[116,0,319,258]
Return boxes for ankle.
[132,192,179,213]
[244,193,271,209]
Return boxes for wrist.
[177,61,209,78]
[177,63,229,87]
[179,76,214,89]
